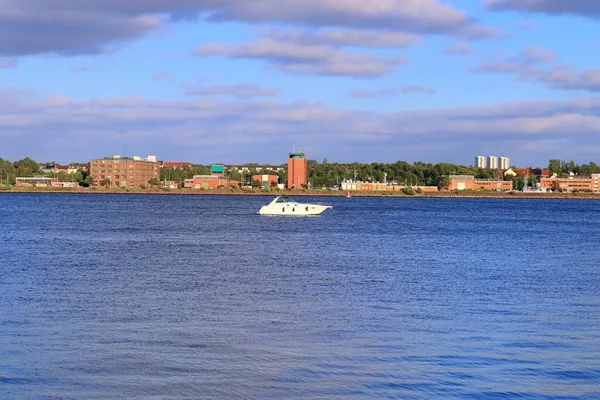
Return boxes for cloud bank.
[2,89,600,164]
[473,47,600,92]
[0,0,499,56]
[487,1,600,18]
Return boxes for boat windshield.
[275,196,294,203]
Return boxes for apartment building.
[89,155,159,188]
[475,156,487,169]
[488,156,499,170]
[475,155,510,170]
[499,157,510,170]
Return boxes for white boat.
[258,196,333,216]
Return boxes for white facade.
[593,174,600,192]
[475,156,487,169]
[475,155,510,169]
[499,157,510,170]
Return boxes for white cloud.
[194,39,404,78]
[259,28,422,49]
[445,43,473,55]
[183,82,280,98]
[350,86,436,98]
[473,47,600,92]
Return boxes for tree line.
[2,157,599,189]
[0,157,91,186]
[548,159,600,177]
[305,159,503,189]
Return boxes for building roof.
[289,150,306,159]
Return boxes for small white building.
[504,168,517,177]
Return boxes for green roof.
[210,164,225,174]
[289,150,305,159]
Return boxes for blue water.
[1,194,599,399]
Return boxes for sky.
[1,0,600,167]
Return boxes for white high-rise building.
[475,156,487,169]
[488,156,499,169]
[499,157,510,170]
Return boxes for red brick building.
[253,174,279,188]
[287,151,307,189]
[184,175,238,189]
[540,175,600,192]
[449,175,513,191]
[161,161,192,168]
[89,155,160,188]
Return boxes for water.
[1,194,599,399]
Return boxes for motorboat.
[258,196,332,216]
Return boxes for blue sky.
[1,0,600,167]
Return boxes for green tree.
[548,158,563,175]
[0,158,16,185]
[15,157,39,172]
[82,174,93,187]
[148,178,160,186]
[403,186,415,195]
[437,176,450,190]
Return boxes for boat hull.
[259,203,332,216]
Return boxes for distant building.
[510,168,551,178]
[513,168,531,175]
[210,164,225,176]
[131,155,157,163]
[475,155,509,170]
[184,164,238,189]
[339,181,438,193]
[540,175,600,192]
[161,161,192,169]
[185,175,238,189]
[488,156,499,170]
[15,177,58,187]
[225,164,285,173]
[253,174,279,188]
[475,156,487,169]
[89,155,159,188]
[504,168,517,177]
[287,150,307,189]
[449,175,512,191]
[16,177,80,188]
[161,181,179,189]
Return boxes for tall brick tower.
[287,150,307,189]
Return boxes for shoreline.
[2,187,600,200]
